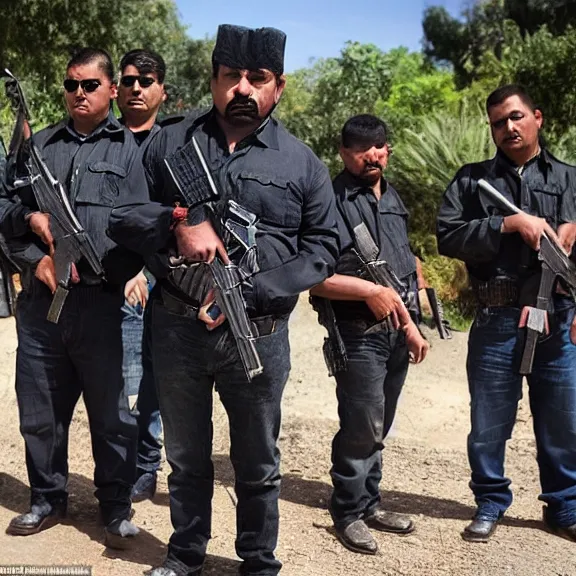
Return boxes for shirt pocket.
[74,162,128,254]
[235,171,301,228]
[76,161,128,207]
[529,185,561,227]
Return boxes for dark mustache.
[227,96,258,112]
[363,161,383,171]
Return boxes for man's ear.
[534,108,543,129]
[274,74,286,104]
[110,82,118,100]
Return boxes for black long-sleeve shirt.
[329,170,417,322]
[109,108,340,317]
[0,111,149,290]
[437,148,576,283]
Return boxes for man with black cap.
[310,114,429,554]
[108,24,339,576]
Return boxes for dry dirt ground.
[0,297,574,575]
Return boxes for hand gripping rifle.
[164,136,263,381]
[478,178,576,374]
[2,69,104,322]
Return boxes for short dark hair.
[341,114,388,149]
[486,84,538,113]
[120,49,166,83]
[67,48,114,82]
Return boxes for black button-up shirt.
[330,169,417,322]
[0,111,148,290]
[437,148,576,283]
[110,108,340,317]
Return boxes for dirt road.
[0,299,573,575]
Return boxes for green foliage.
[389,102,494,237]
[278,42,394,174]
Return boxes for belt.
[160,287,280,336]
[473,278,519,307]
[337,317,394,335]
[161,287,198,317]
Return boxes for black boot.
[334,519,378,554]
[6,501,67,536]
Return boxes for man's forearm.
[310,274,377,301]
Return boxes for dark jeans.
[330,323,409,529]
[121,299,162,475]
[467,300,576,527]
[15,282,137,523]
[151,299,290,575]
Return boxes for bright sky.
[174,0,463,72]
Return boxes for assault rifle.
[353,222,451,338]
[478,178,576,374]
[2,69,103,322]
[165,136,263,381]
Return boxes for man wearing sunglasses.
[117,49,168,505]
[0,47,147,549]
[117,49,167,145]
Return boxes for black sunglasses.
[63,78,101,93]
[120,75,156,88]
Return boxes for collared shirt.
[110,108,340,317]
[437,148,576,283]
[0,111,148,290]
[330,169,417,321]
[118,116,162,147]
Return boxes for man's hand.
[124,271,149,307]
[502,213,559,251]
[175,220,229,264]
[28,212,54,251]
[197,288,226,331]
[365,285,411,329]
[35,255,57,293]
[404,322,430,364]
[557,223,576,254]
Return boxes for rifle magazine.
[47,285,69,323]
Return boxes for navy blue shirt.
[109,108,340,317]
[0,111,148,290]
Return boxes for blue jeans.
[151,298,290,575]
[121,299,162,475]
[467,298,576,527]
[330,323,409,528]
